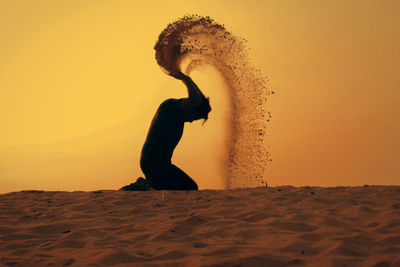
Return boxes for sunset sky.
[1,0,399,193]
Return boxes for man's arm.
[171,71,205,110]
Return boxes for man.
[121,71,211,191]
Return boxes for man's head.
[184,97,212,123]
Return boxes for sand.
[0,186,399,266]
[154,15,271,188]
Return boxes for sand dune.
[0,186,399,266]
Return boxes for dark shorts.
[140,158,198,191]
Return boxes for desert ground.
[0,186,399,266]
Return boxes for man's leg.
[167,164,198,190]
[146,163,198,190]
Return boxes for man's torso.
[141,98,184,163]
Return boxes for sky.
[1,0,399,193]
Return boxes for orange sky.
[1,0,399,193]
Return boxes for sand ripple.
[0,186,400,266]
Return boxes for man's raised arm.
[171,71,205,110]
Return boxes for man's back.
[141,98,184,163]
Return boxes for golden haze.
[1,0,399,193]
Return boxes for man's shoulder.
[159,98,183,109]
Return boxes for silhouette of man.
[121,71,211,191]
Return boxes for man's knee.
[187,180,198,190]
